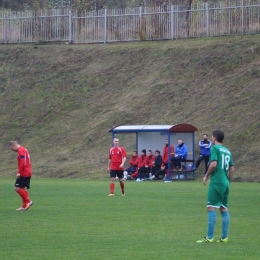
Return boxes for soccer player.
[108,138,127,196]
[9,141,33,211]
[196,130,235,243]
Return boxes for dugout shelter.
[109,124,198,180]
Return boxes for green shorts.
[207,184,229,209]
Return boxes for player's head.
[133,151,137,156]
[202,134,208,140]
[165,139,168,146]
[148,150,152,156]
[155,150,160,156]
[177,139,183,145]
[9,141,20,152]
[141,149,146,155]
[212,130,224,144]
[113,138,119,147]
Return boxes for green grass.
[1,178,259,260]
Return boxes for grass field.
[0,178,259,260]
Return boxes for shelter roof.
[109,124,198,133]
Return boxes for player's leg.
[23,186,33,207]
[131,170,138,179]
[14,177,31,210]
[218,187,230,242]
[195,155,203,169]
[108,170,116,196]
[117,170,125,196]
[170,157,177,169]
[23,177,33,206]
[197,185,218,243]
[175,157,182,170]
[204,156,210,174]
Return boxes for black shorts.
[110,170,124,179]
[14,176,31,189]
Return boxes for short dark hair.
[212,130,224,143]
[155,150,160,154]
[203,134,208,137]
[148,150,152,153]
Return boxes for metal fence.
[0,0,260,44]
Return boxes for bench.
[170,159,196,180]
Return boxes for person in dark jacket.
[150,150,163,180]
[195,134,212,174]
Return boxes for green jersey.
[209,144,234,186]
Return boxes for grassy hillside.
[0,35,260,180]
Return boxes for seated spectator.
[170,139,188,171]
[131,149,147,181]
[150,150,163,180]
[125,151,139,177]
[144,150,155,179]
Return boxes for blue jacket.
[199,140,212,156]
[175,143,188,158]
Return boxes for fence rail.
[0,0,260,44]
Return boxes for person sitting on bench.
[131,149,147,181]
[170,139,188,171]
[125,151,139,176]
[150,150,163,180]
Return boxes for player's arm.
[203,161,217,185]
[228,165,235,182]
[17,151,26,177]
[120,157,126,168]
[108,158,111,172]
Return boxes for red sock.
[110,183,115,194]
[16,189,30,207]
[24,190,31,201]
[120,181,124,193]
[131,171,138,178]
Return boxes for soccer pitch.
[1,178,259,260]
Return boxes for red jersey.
[17,146,32,177]
[129,155,139,167]
[109,146,127,170]
[145,154,155,167]
[162,144,174,166]
[137,155,147,168]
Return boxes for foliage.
[0,36,260,179]
[0,0,238,11]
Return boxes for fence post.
[206,2,209,37]
[4,12,8,44]
[228,0,231,35]
[68,9,72,43]
[139,6,143,40]
[171,5,174,40]
[241,0,244,34]
[104,9,107,44]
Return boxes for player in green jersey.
[196,130,235,243]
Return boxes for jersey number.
[221,154,230,170]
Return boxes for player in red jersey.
[9,141,33,211]
[107,138,127,196]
